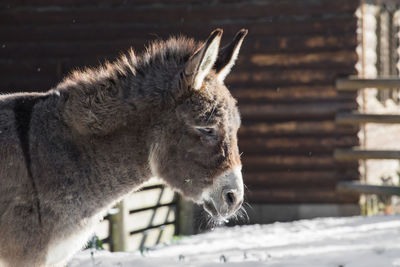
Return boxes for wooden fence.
[335,77,400,195]
[93,179,177,252]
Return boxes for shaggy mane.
[57,36,202,89]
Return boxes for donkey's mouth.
[203,200,219,217]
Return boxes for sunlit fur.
[0,29,246,266]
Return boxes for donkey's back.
[0,93,51,266]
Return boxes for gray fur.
[0,29,247,267]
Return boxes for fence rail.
[336,77,400,90]
[337,181,400,196]
[93,180,178,252]
[335,149,400,161]
[334,77,400,196]
[336,112,400,124]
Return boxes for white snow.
[69,215,400,267]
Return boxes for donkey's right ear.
[214,29,247,83]
[183,29,223,90]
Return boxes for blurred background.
[1,0,400,253]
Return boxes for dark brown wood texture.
[0,0,361,204]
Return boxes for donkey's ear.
[184,29,223,90]
[214,29,248,83]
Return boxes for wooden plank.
[250,51,357,67]
[336,112,400,124]
[0,18,357,42]
[227,68,357,87]
[0,41,130,59]
[2,0,212,7]
[336,78,400,90]
[245,170,359,188]
[247,189,359,204]
[239,121,358,137]
[240,102,357,120]
[337,181,400,196]
[233,88,357,104]
[334,148,400,161]
[3,0,360,10]
[233,85,342,100]
[239,136,358,153]
[242,155,336,171]
[0,0,359,26]
[0,34,357,59]
[0,61,60,76]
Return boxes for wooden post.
[176,197,196,236]
[109,200,128,251]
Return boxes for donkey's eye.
[196,127,217,136]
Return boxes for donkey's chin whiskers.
[242,201,253,211]
[224,204,249,224]
[237,204,250,223]
[202,202,248,230]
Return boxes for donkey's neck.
[57,41,196,135]
[51,46,195,218]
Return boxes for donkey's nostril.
[225,190,236,206]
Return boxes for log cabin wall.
[0,0,361,224]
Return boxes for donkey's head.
[151,29,247,220]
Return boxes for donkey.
[0,28,247,267]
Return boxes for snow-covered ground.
[69,215,400,267]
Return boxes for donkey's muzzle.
[202,166,244,218]
[218,183,243,217]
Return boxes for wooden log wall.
[0,0,361,205]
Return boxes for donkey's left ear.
[214,29,248,83]
[184,29,223,90]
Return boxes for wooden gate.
[93,179,178,252]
